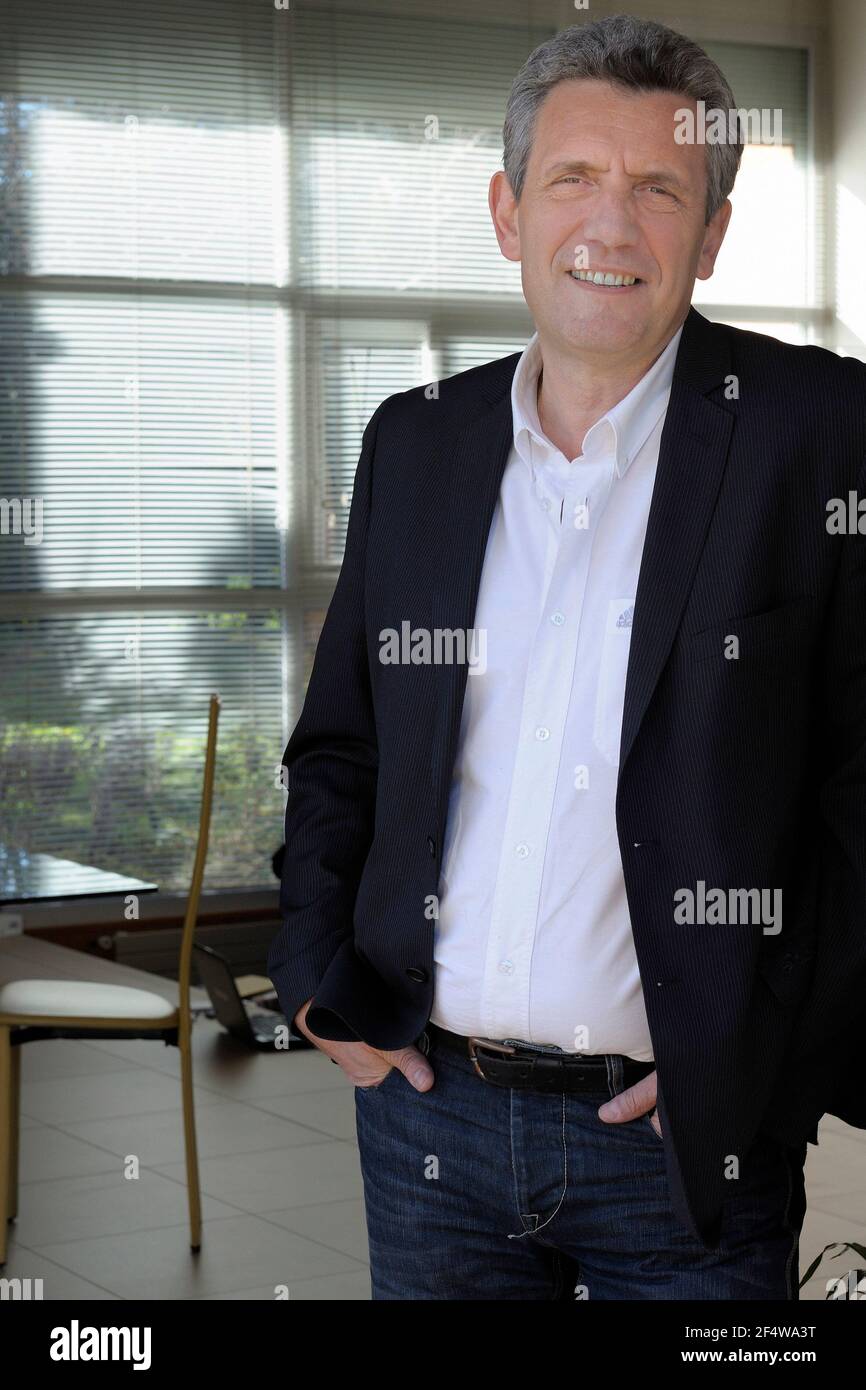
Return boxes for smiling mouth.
[570,269,644,289]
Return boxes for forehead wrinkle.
[532,89,702,180]
[540,156,691,194]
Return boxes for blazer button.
[427,836,436,856]
[406,967,429,983]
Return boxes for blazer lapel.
[618,305,736,774]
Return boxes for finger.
[383,1045,435,1091]
[597,1070,657,1123]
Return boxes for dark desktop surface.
[0,848,158,905]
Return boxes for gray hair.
[503,14,743,224]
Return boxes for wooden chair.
[0,693,220,1266]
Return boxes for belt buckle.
[467,1036,518,1080]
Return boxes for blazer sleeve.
[817,451,866,934]
[759,449,866,1137]
[267,398,388,1030]
[808,451,866,1118]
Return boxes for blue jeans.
[354,1028,808,1300]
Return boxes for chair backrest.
[177,693,220,1034]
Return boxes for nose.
[576,186,641,255]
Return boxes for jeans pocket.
[642,1111,665,1142]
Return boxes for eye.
[645,185,674,198]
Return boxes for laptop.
[193,943,314,1051]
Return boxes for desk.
[0,850,157,907]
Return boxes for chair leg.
[0,1027,11,1266]
[8,1041,19,1223]
[179,1030,202,1252]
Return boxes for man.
[268,14,866,1299]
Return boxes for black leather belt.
[424,1022,655,1094]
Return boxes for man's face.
[490,79,732,362]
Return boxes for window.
[0,0,288,891]
[694,41,818,344]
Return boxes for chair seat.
[0,979,178,1021]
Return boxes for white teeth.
[571,270,638,286]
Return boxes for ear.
[488,169,521,263]
[695,198,732,281]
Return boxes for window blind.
[291,8,547,296]
[0,0,288,892]
[316,327,428,563]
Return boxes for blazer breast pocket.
[681,598,814,669]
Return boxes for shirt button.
[498,959,515,975]
[515,843,530,858]
[550,612,565,626]
[535,727,550,741]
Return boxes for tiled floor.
[4,1021,864,1300]
[5,1020,371,1301]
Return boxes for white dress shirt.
[429,322,684,1061]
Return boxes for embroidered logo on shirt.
[615,605,635,629]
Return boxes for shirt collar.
[511,321,684,481]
